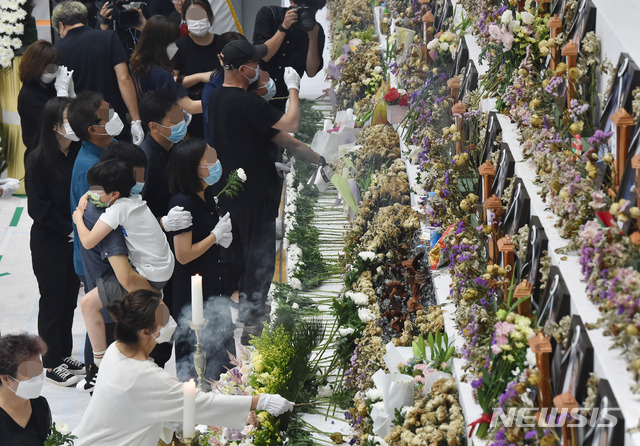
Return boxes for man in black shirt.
[52,0,144,144]
[210,40,324,341]
[253,0,326,112]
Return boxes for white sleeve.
[139,365,252,430]
[99,201,127,230]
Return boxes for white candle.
[191,274,203,326]
[183,380,196,439]
[323,119,332,131]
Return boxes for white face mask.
[94,112,124,137]
[41,72,57,84]
[9,370,46,400]
[152,316,177,344]
[58,122,80,141]
[187,18,210,37]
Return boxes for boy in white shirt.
[72,157,175,388]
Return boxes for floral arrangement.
[383,87,410,106]
[425,30,459,67]
[0,0,35,68]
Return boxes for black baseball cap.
[219,40,268,70]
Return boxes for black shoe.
[46,365,82,387]
[76,364,98,394]
[62,357,85,375]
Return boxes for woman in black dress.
[25,98,84,387]
[172,0,224,138]
[0,333,51,446]
[17,40,64,159]
[166,138,236,382]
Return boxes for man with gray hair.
[52,1,144,145]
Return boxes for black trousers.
[228,204,277,326]
[30,227,80,369]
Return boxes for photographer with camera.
[253,0,325,112]
[97,0,147,56]
[52,1,144,144]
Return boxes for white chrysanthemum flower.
[236,168,246,182]
[289,277,302,290]
[501,9,513,25]
[346,291,369,306]
[358,307,374,323]
[358,251,376,262]
[426,38,439,50]
[366,387,382,402]
[338,327,355,337]
[520,11,534,25]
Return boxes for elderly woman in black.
[0,333,51,445]
[25,97,84,387]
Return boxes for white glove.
[211,212,232,246]
[67,72,76,99]
[55,66,73,97]
[275,162,291,173]
[161,206,192,232]
[131,120,144,145]
[256,394,294,416]
[0,178,20,199]
[283,67,300,91]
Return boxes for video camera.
[290,0,326,32]
[103,0,146,29]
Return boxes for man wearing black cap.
[209,39,323,342]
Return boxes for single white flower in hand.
[237,168,247,182]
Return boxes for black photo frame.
[617,126,640,234]
[459,59,478,102]
[435,0,454,32]
[536,265,571,329]
[454,36,469,77]
[502,179,531,238]
[490,143,515,199]
[567,0,596,55]
[551,315,594,404]
[519,216,548,304]
[579,379,625,446]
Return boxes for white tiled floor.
[0,195,92,428]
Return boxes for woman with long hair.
[129,15,202,115]
[72,289,292,445]
[17,40,64,157]
[0,333,51,445]
[166,138,237,382]
[25,97,85,387]
[171,0,224,137]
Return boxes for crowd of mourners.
[0,0,328,444]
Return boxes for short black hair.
[0,334,47,385]
[296,0,326,9]
[167,138,207,195]
[139,88,179,131]
[101,141,147,168]
[68,91,103,142]
[87,159,135,198]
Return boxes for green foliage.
[286,162,330,288]
[392,408,406,427]
[216,169,245,199]
[411,332,455,373]
[294,99,324,144]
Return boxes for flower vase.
[386,104,409,125]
